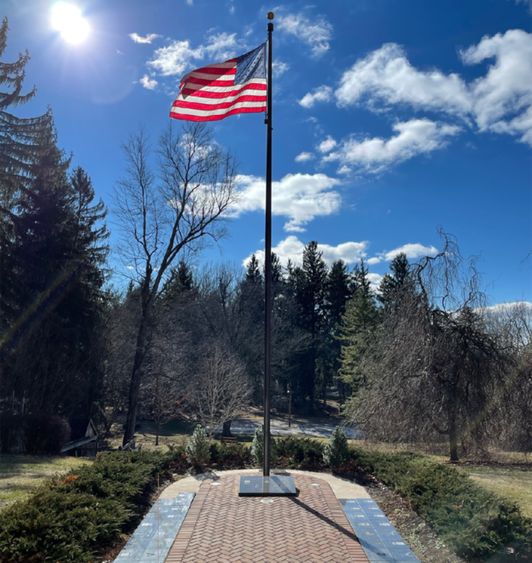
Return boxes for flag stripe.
[185,72,236,82]
[188,67,237,76]
[170,106,265,122]
[184,76,242,87]
[173,95,267,111]
[180,60,237,82]
[171,100,266,116]
[181,84,266,99]
[181,79,266,95]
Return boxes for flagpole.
[263,12,274,478]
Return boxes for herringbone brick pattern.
[165,474,369,563]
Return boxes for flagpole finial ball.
[267,12,274,20]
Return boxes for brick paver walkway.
[165,473,369,563]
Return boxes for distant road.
[223,418,364,439]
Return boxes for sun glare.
[51,2,89,44]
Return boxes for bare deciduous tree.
[348,230,514,461]
[187,342,251,439]
[113,123,238,445]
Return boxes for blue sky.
[3,0,531,305]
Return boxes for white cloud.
[478,301,532,320]
[230,173,342,232]
[244,236,368,269]
[337,165,352,175]
[277,12,333,57]
[273,61,290,77]
[295,152,315,162]
[318,135,337,153]
[319,241,369,265]
[148,40,203,76]
[331,30,532,146]
[367,257,381,265]
[381,243,438,261]
[140,75,158,90]
[203,31,244,60]
[335,43,472,115]
[367,273,383,288]
[460,29,532,145]
[148,32,245,77]
[299,85,333,108]
[186,0,193,4]
[129,33,162,44]
[323,119,461,174]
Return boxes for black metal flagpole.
[263,11,274,478]
[239,12,295,496]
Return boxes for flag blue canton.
[235,43,266,85]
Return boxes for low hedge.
[275,435,325,469]
[0,450,172,563]
[2,439,530,563]
[351,448,532,562]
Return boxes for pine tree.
[161,259,195,303]
[326,260,352,326]
[294,241,328,412]
[0,17,51,183]
[378,253,411,309]
[2,125,110,417]
[0,18,53,335]
[246,254,262,284]
[323,260,352,402]
[338,259,379,394]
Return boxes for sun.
[51,2,90,44]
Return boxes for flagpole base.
[238,475,297,497]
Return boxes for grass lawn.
[456,464,532,519]
[351,442,532,521]
[0,455,92,510]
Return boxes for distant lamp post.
[287,385,292,428]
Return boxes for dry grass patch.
[0,455,92,510]
[456,465,532,519]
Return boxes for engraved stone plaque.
[238,475,296,496]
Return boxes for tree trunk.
[156,414,160,446]
[449,418,459,462]
[222,420,232,437]
[123,317,149,445]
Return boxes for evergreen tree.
[323,260,353,402]
[338,259,379,394]
[378,253,411,309]
[246,253,262,284]
[161,260,195,303]
[1,124,110,417]
[0,17,51,184]
[326,260,352,325]
[291,241,328,412]
[0,18,53,336]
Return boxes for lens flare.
[51,2,89,44]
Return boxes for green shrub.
[250,424,278,466]
[0,489,128,562]
[185,425,210,467]
[0,450,168,562]
[323,427,349,469]
[209,442,252,469]
[351,448,532,561]
[276,436,324,467]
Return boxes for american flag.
[170,44,267,122]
